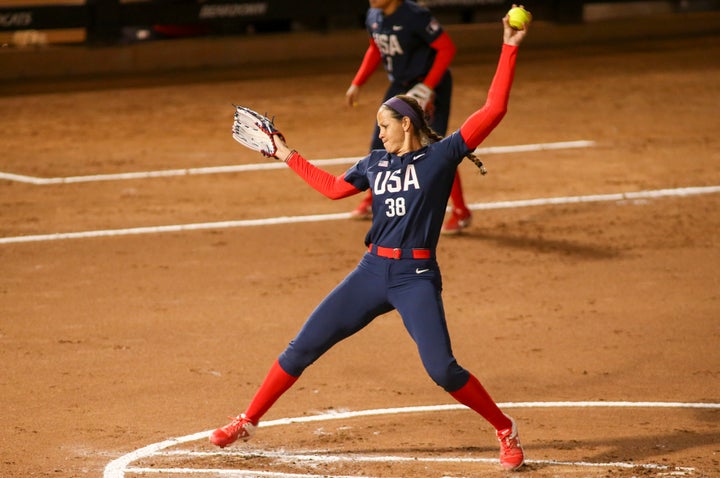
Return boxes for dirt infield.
[1,12,719,478]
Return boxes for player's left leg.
[390,263,523,470]
[391,271,507,423]
[389,262,467,390]
[449,374,524,469]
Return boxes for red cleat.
[497,416,525,470]
[441,208,472,235]
[209,414,256,448]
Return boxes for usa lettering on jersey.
[372,32,404,56]
[373,164,420,194]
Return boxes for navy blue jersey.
[366,1,444,85]
[344,131,470,250]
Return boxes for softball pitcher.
[346,0,473,235]
[211,9,530,471]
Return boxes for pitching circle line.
[104,401,718,477]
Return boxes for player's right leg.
[278,254,392,376]
[210,255,392,447]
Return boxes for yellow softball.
[508,6,532,31]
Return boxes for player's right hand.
[346,84,361,108]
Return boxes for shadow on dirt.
[467,229,622,260]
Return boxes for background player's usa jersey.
[366,2,444,85]
[345,132,470,250]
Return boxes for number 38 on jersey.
[373,164,420,217]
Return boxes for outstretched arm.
[274,142,361,200]
[460,7,529,149]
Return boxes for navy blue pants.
[278,252,470,392]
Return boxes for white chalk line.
[151,448,698,471]
[125,468,372,478]
[2,184,720,245]
[104,401,719,478]
[0,140,594,185]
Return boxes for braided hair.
[384,95,487,174]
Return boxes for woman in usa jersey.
[346,0,473,235]
[211,7,530,471]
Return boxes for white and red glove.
[406,83,434,112]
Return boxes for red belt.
[368,244,432,260]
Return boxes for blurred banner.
[1,1,716,44]
[0,0,369,41]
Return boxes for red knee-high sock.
[362,189,373,205]
[243,359,298,424]
[449,172,467,211]
[449,373,512,431]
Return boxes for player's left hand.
[231,105,289,160]
[503,4,530,46]
[273,135,293,162]
[406,83,435,112]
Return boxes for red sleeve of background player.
[351,38,383,86]
[285,151,362,199]
[423,32,456,89]
[460,44,518,149]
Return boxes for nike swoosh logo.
[413,153,425,160]
[416,268,430,274]
[392,25,403,31]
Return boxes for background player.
[211,8,530,471]
[346,0,473,234]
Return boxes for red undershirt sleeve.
[285,151,362,200]
[460,44,518,150]
[424,32,456,90]
[351,39,383,87]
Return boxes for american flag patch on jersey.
[379,160,389,167]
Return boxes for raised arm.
[460,7,529,149]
